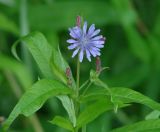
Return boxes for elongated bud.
[76,16,81,27]
[66,67,71,78]
[65,67,72,86]
[96,57,101,73]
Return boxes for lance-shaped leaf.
[2,79,72,131]
[77,99,129,129]
[11,31,76,128]
[12,31,54,79]
[111,119,160,132]
[80,87,160,111]
[50,116,74,132]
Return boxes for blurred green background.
[0,0,160,131]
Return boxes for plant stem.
[82,125,86,132]
[82,82,92,96]
[20,0,33,79]
[79,79,89,90]
[76,57,80,96]
[75,56,80,132]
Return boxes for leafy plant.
[2,16,160,132]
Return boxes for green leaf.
[80,87,160,111]
[50,47,77,127]
[50,48,68,84]
[2,79,71,131]
[111,119,160,132]
[58,96,76,127]
[12,31,76,87]
[77,99,128,129]
[0,13,19,35]
[50,47,77,126]
[50,116,74,132]
[145,110,160,120]
[50,47,76,89]
[12,31,54,79]
[11,31,77,128]
[0,53,32,89]
[110,88,160,111]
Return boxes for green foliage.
[145,110,160,120]
[12,32,54,79]
[0,13,19,35]
[10,31,77,131]
[4,30,160,132]
[0,53,32,89]
[112,119,160,132]
[77,99,128,129]
[81,87,160,111]
[3,79,72,131]
[50,116,74,132]
[1,0,160,132]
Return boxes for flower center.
[81,37,89,46]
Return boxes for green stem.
[82,82,92,96]
[76,57,80,96]
[75,56,80,132]
[96,79,115,109]
[20,0,33,79]
[82,125,86,132]
[79,79,89,90]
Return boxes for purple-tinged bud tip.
[100,37,106,42]
[76,16,81,27]
[65,67,72,86]
[66,67,71,78]
[96,57,101,73]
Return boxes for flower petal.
[89,49,97,57]
[90,29,100,38]
[88,24,95,36]
[72,48,80,58]
[93,44,104,48]
[68,43,79,50]
[83,21,87,35]
[91,47,101,56]
[91,35,103,41]
[86,49,91,62]
[69,27,82,39]
[67,39,77,44]
[87,44,101,51]
[79,49,84,62]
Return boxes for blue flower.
[67,21,106,62]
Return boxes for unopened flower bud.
[66,67,71,78]
[65,67,72,86]
[96,57,102,73]
[76,16,81,27]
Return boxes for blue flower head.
[67,17,106,62]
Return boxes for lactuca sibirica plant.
[3,16,160,132]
